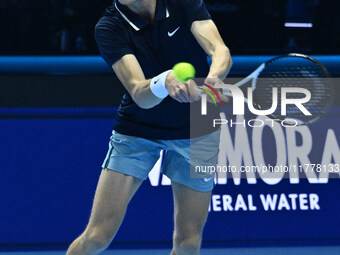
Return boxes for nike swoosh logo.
[168,27,180,37]
[204,177,213,182]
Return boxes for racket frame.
[197,53,334,126]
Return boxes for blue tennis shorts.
[102,129,221,192]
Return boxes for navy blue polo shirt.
[95,0,218,139]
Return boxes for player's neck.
[126,0,157,23]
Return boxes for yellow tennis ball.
[172,62,196,82]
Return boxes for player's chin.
[118,0,138,5]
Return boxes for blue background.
[0,56,339,248]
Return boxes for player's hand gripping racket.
[196,53,334,126]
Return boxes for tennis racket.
[198,53,334,126]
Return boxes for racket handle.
[196,87,233,97]
[195,87,202,96]
[222,88,232,97]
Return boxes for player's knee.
[174,232,202,253]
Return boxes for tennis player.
[66,0,232,254]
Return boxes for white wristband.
[150,70,172,99]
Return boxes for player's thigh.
[172,182,211,236]
[87,169,143,230]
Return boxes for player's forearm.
[113,55,166,109]
[132,70,200,107]
[130,79,164,109]
[207,46,232,80]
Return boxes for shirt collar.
[115,0,170,31]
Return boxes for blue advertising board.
[0,107,339,247]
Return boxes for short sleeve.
[182,0,211,27]
[95,18,134,66]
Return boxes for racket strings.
[251,56,333,125]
